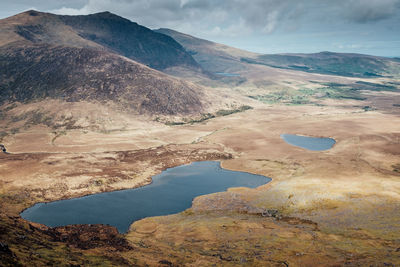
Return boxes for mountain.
[58,12,201,71]
[4,10,200,71]
[241,51,400,78]
[156,29,400,79]
[0,11,205,115]
[0,44,203,115]
[155,28,258,74]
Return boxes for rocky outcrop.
[47,224,132,251]
[0,242,19,267]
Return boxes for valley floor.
[1,100,400,266]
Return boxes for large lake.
[281,134,336,151]
[21,161,270,233]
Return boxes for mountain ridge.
[156,28,400,78]
[3,10,201,71]
[0,10,207,115]
[155,28,258,74]
[241,51,400,78]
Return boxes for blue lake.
[281,134,336,151]
[21,161,270,233]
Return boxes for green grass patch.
[248,89,313,105]
[216,105,252,116]
[321,86,366,101]
[0,131,7,141]
[248,82,372,105]
[362,106,376,112]
[10,128,20,134]
[11,110,54,127]
[165,106,253,126]
[51,130,67,144]
[355,81,398,91]
[392,164,400,173]
[165,121,186,126]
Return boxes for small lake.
[215,72,240,77]
[21,161,270,233]
[281,134,336,151]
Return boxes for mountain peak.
[94,11,112,15]
[0,10,200,71]
[84,11,127,20]
[56,11,131,23]
[25,10,40,16]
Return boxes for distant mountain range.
[240,51,400,78]
[157,28,400,78]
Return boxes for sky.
[1,0,399,57]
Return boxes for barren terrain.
[1,96,400,266]
[1,10,400,267]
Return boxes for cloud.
[334,43,368,49]
[50,0,296,37]
[343,0,400,23]
[262,11,279,34]
[48,0,400,40]
[53,6,90,15]
[1,0,399,56]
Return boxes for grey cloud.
[53,0,296,35]
[3,0,400,32]
[49,0,400,38]
[343,0,400,23]
[2,0,399,56]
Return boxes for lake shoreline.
[21,161,271,233]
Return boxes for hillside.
[241,51,400,78]
[0,11,206,115]
[58,12,201,71]
[2,10,201,71]
[155,28,258,74]
[156,28,400,79]
[0,44,203,115]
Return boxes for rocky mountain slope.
[3,10,201,71]
[58,12,201,71]
[0,44,203,115]
[155,28,258,74]
[0,10,205,115]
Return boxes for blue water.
[215,72,240,77]
[21,161,270,233]
[281,134,336,151]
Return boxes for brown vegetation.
[0,11,209,116]
[1,103,399,266]
[0,10,400,267]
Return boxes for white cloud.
[262,11,279,34]
[52,6,90,15]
